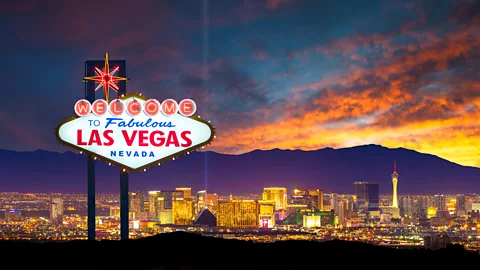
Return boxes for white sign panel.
[56,93,214,172]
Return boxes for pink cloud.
[266,0,294,9]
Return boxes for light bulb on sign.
[59,91,215,173]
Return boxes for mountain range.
[0,145,479,195]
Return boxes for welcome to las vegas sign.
[55,93,215,172]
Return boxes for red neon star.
[83,53,129,102]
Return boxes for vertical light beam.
[203,0,209,192]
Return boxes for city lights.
[0,190,478,250]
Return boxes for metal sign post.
[84,57,128,240]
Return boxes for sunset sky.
[1,0,479,168]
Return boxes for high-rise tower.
[391,161,399,208]
[354,182,379,212]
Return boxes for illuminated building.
[434,194,446,211]
[303,214,321,228]
[337,200,346,227]
[217,200,259,228]
[148,191,162,219]
[472,202,480,211]
[138,220,160,231]
[381,206,400,219]
[194,208,217,226]
[331,193,339,214]
[380,213,391,223]
[345,195,354,214]
[284,209,335,226]
[172,198,193,225]
[176,187,192,199]
[286,204,308,216]
[143,201,149,213]
[293,188,309,196]
[308,189,323,210]
[400,196,416,217]
[160,190,184,209]
[391,161,399,208]
[197,190,207,212]
[132,220,140,230]
[129,192,144,213]
[197,190,218,214]
[5,210,22,222]
[159,209,172,224]
[291,195,312,208]
[50,198,64,224]
[109,206,120,217]
[292,188,323,210]
[447,199,456,215]
[354,182,379,212]
[456,194,466,216]
[258,200,275,228]
[427,207,437,218]
[263,187,287,211]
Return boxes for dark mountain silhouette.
[0,145,479,194]
[0,232,477,268]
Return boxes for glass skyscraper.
[354,182,379,212]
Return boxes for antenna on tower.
[394,160,397,172]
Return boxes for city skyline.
[1,156,478,249]
[0,189,478,250]
[1,0,480,168]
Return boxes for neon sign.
[56,93,215,172]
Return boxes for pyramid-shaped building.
[194,208,217,227]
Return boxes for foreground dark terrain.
[0,232,478,269]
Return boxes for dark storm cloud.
[176,60,270,129]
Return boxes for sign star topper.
[83,53,129,102]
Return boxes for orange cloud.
[210,11,480,167]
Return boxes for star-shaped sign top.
[83,53,129,102]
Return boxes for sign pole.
[120,171,129,239]
[84,56,128,240]
[87,156,96,240]
[85,61,96,241]
[117,64,129,240]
